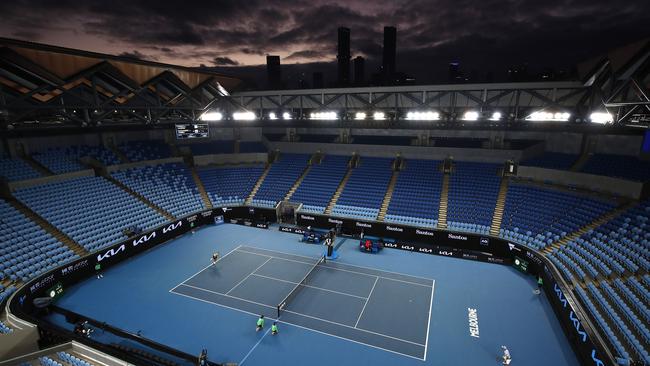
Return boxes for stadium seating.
[111,163,205,218]
[0,157,41,182]
[58,351,94,366]
[553,200,650,280]
[0,320,12,334]
[31,145,122,173]
[500,183,616,250]
[332,157,393,220]
[14,176,168,252]
[292,155,349,213]
[118,140,172,162]
[198,165,265,206]
[0,285,16,304]
[385,159,442,227]
[585,283,650,364]
[1,199,77,282]
[581,154,650,182]
[446,162,501,234]
[181,141,234,155]
[252,154,310,207]
[32,149,86,174]
[520,152,577,170]
[239,141,267,153]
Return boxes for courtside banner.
[10,206,614,366]
[296,213,510,257]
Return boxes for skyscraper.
[337,27,351,86]
[312,72,324,89]
[266,55,281,89]
[382,26,396,82]
[354,56,365,85]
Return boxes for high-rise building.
[337,27,351,86]
[266,55,281,89]
[312,72,324,89]
[354,56,365,85]
[382,26,396,82]
[448,61,461,83]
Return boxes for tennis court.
[170,245,435,360]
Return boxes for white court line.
[281,308,426,347]
[175,282,424,347]
[240,244,434,282]
[178,283,276,310]
[249,273,369,300]
[355,276,379,328]
[168,289,425,361]
[423,279,435,361]
[239,327,272,365]
[238,247,431,288]
[226,257,272,295]
[237,248,317,267]
[171,244,243,292]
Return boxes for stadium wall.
[9,205,614,366]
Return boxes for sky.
[0,0,648,89]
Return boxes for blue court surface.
[48,224,579,366]
[171,245,434,360]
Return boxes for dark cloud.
[285,50,329,60]
[0,0,648,88]
[212,56,240,66]
[118,50,158,61]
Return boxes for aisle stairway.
[108,144,131,164]
[8,198,88,257]
[285,165,312,201]
[325,164,354,215]
[104,175,176,221]
[543,201,637,254]
[245,164,272,205]
[489,177,510,236]
[570,151,591,172]
[377,169,400,221]
[23,155,54,176]
[191,166,212,209]
[437,173,450,229]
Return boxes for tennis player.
[501,345,512,365]
[211,252,220,265]
[271,322,279,335]
[256,315,265,332]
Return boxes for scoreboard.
[175,123,209,139]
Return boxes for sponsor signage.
[11,206,613,366]
[60,260,89,277]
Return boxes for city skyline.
[0,0,648,88]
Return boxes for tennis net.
[276,255,326,317]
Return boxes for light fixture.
[199,111,223,121]
[373,111,386,120]
[309,111,338,120]
[589,112,613,124]
[490,112,502,121]
[462,111,479,121]
[406,111,440,121]
[525,111,570,122]
[233,111,256,121]
[268,112,278,120]
[355,112,367,120]
[282,112,292,120]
